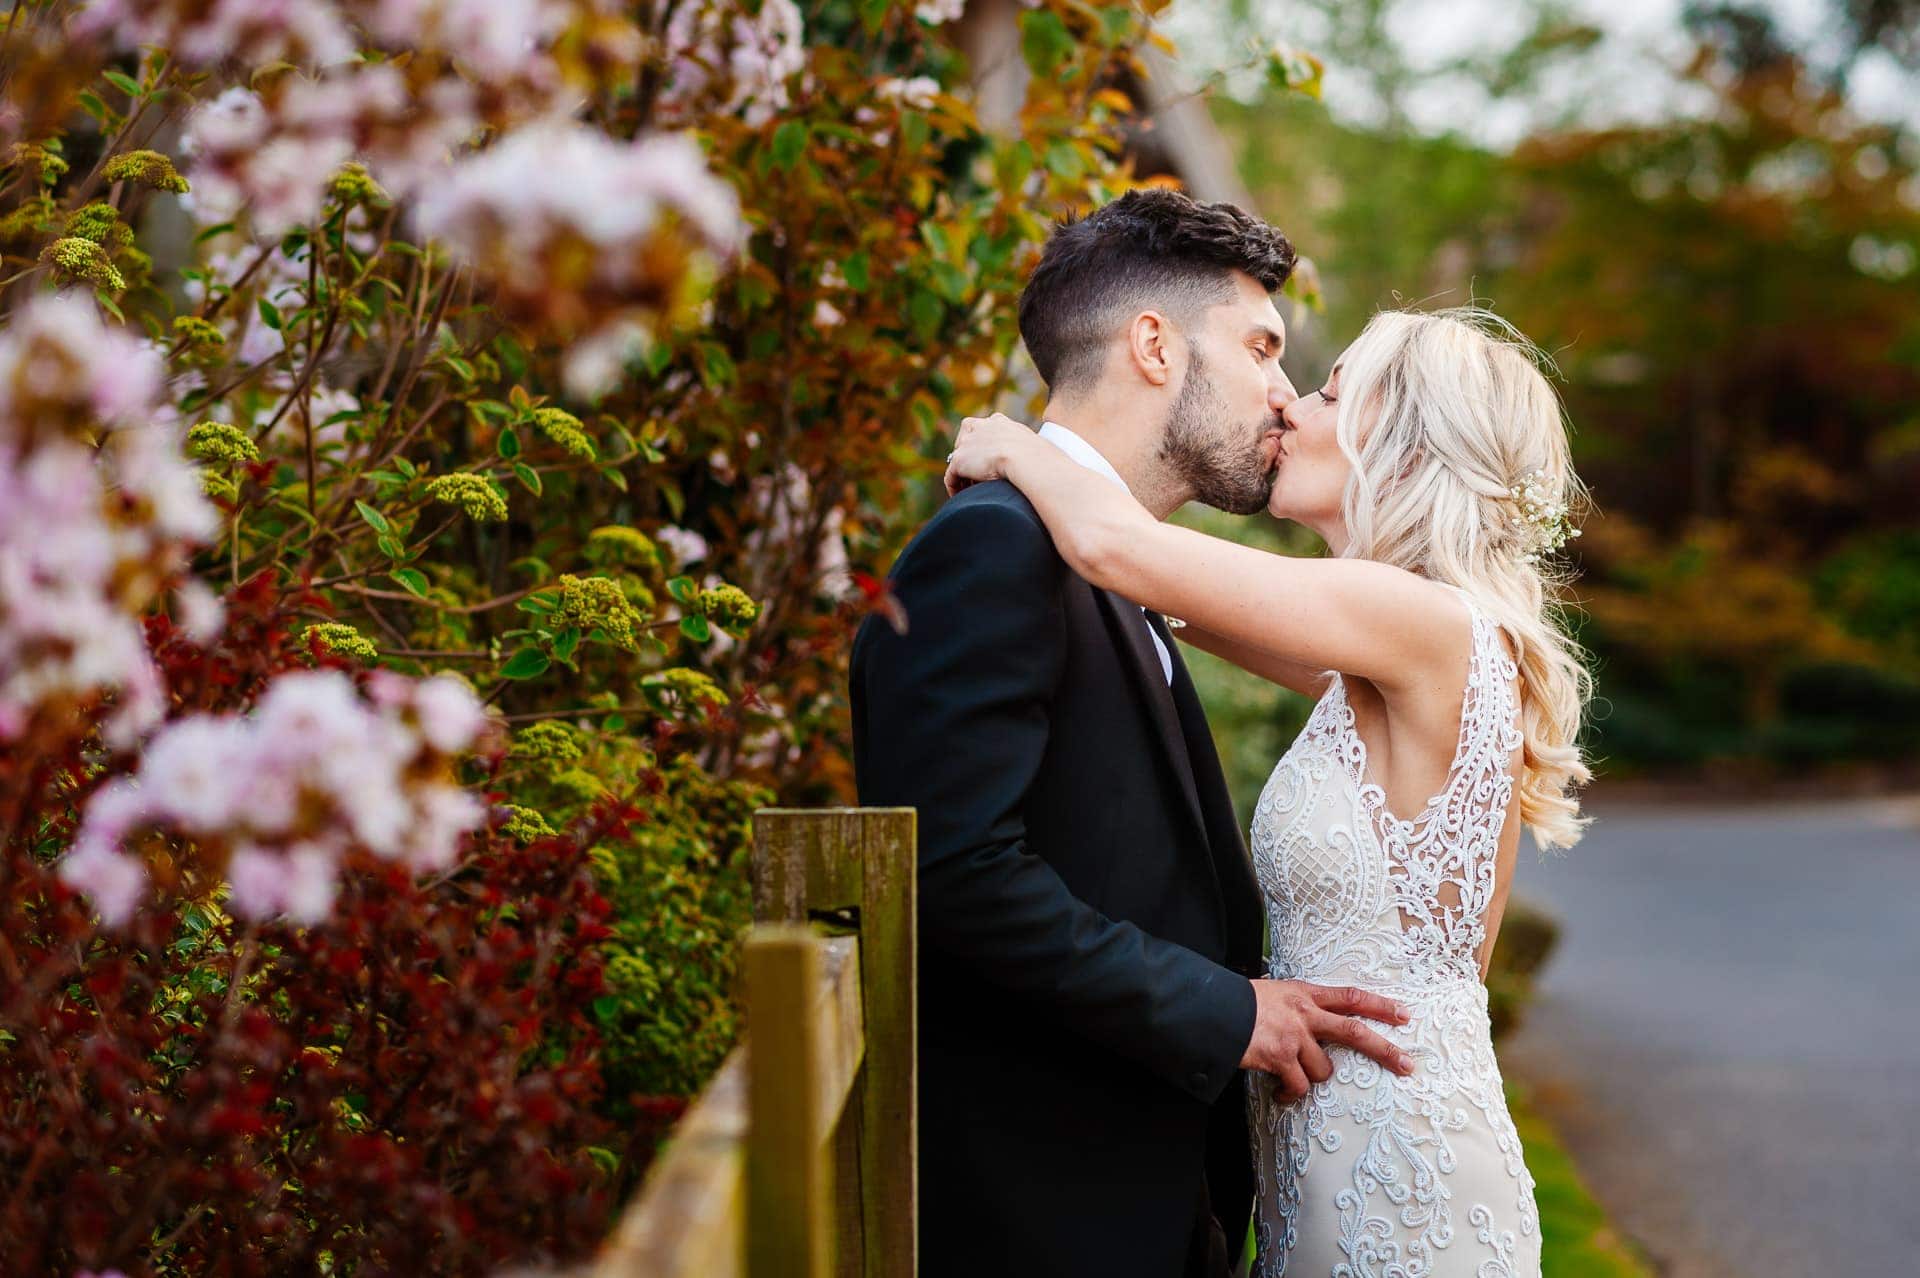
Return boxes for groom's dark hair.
[1018,188,1297,396]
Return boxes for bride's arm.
[1173,621,1335,700]
[946,414,1463,691]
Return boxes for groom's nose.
[1270,368,1300,412]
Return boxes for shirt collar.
[1037,421,1131,495]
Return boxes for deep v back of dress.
[1245,585,1542,1277]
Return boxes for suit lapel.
[1092,587,1212,856]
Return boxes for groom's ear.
[1126,309,1177,388]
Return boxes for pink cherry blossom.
[62,670,497,927]
[659,0,807,127]
[0,296,215,747]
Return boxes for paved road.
[1500,796,1920,1278]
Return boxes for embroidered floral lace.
[1245,590,1540,1277]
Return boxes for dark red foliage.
[0,573,615,1277]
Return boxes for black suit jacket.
[850,482,1267,1278]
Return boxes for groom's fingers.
[1307,983,1409,1025]
[1271,1059,1311,1103]
[1312,1011,1415,1076]
[1299,1040,1334,1086]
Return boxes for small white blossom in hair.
[1507,468,1581,565]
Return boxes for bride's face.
[1268,360,1359,544]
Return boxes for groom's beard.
[1157,350,1283,515]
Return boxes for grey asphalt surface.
[1499,796,1920,1278]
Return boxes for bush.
[1,0,1177,1265]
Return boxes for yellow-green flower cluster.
[10,142,68,185]
[103,149,189,193]
[557,573,648,651]
[587,843,622,885]
[328,161,389,207]
[510,720,585,766]
[40,237,124,291]
[186,420,259,465]
[426,473,509,522]
[695,583,759,633]
[302,622,378,663]
[501,804,557,842]
[531,406,596,459]
[585,525,659,572]
[550,767,608,804]
[172,315,226,361]
[643,667,729,708]
[201,471,240,502]
[604,952,659,998]
[64,201,133,249]
[0,195,54,242]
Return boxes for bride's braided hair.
[1333,306,1595,850]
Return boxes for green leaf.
[393,456,417,479]
[695,342,736,389]
[665,575,698,604]
[900,111,930,153]
[512,461,542,495]
[499,647,551,680]
[600,713,627,732]
[1044,140,1086,180]
[551,627,581,661]
[494,332,529,381]
[258,297,283,330]
[354,499,390,535]
[391,567,430,597]
[931,261,970,304]
[844,252,871,292]
[908,288,944,337]
[771,120,810,172]
[678,615,713,644]
[193,221,237,245]
[376,534,404,560]
[497,426,521,458]
[76,91,109,123]
[1019,9,1074,78]
[600,465,629,492]
[517,593,558,616]
[642,340,673,378]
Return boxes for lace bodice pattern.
[1246,589,1541,1277]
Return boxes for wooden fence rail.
[587,808,918,1278]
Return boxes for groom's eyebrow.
[1250,324,1285,355]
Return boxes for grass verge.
[1507,1081,1653,1277]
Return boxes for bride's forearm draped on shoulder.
[962,421,1463,693]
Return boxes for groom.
[850,189,1412,1278]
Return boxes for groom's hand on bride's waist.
[1241,980,1416,1100]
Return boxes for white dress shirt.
[1036,422,1174,685]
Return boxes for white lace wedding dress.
[1245,588,1541,1277]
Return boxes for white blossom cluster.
[60,669,494,927]
[1506,468,1581,565]
[414,119,747,397]
[658,0,808,127]
[0,294,220,751]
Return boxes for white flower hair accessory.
[1507,468,1581,565]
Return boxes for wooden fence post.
[753,809,918,1278]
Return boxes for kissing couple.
[851,188,1592,1278]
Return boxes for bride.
[943,306,1593,1278]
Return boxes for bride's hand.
[943,412,1038,498]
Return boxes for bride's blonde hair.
[1332,306,1594,850]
